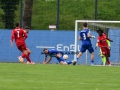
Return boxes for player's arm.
[78,32,82,40]
[43,55,47,64]
[87,30,95,38]
[23,30,28,40]
[78,36,82,40]
[45,57,52,64]
[96,37,102,47]
[43,56,52,64]
[10,30,14,46]
[87,33,95,38]
[43,54,52,64]
[106,37,113,42]
[103,34,113,42]
[22,29,28,39]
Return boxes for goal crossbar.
[75,20,120,23]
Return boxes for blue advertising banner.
[0,29,119,65]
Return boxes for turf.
[0,63,120,90]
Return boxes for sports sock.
[26,55,31,63]
[91,60,94,63]
[107,60,110,64]
[76,58,79,61]
[21,53,26,58]
[66,61,72,65]
[102,56,106,65]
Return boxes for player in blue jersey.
[73,22,95,65]
[43,48,76,65]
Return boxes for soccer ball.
[63,54,68,60]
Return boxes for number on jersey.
[82,33,86,40]
[17,31,20,37]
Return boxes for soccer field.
[0,63,120,90]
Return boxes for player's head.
[24,26,30,33]
[97,28,104,36]
[15,22,19,27]
[83,22,88,28]
[43,48,48,54]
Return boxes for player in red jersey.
[23,26,32,64]
[96,29,113,66]
[10,22,34,65]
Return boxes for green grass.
[0,63,120,90]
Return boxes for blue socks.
[91,60,94,63]
[76,58,79,61]
[67,61,72,65]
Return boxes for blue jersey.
[79,28,92,45]
[79,28,94,53]
[45,49,63,58]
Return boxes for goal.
[74,20,120,65]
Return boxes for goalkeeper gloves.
[91,36,95,39]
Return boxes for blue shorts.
[80,44,94,53]
[56,56,65,63]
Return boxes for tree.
[0,0,19,29]
[22,0,33,28]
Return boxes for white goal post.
[74,20,120,64]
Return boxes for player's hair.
[25,26,30,29]
[15,22,19,27]
[43,48,47,51]
[97,28,104,33]
[83,22,88,27]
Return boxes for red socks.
[21,53,31,63]
[107,60,111,65]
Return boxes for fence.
[0,0,120,30]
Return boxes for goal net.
[74,20,120,65]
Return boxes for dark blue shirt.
[45,49,63,57]
[79,28,92,45]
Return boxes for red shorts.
[100,47,110,57]
[17,43,27,52]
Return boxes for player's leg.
[101,56,106,66]
[57,54,73,65]
[106,48,111,66]
[105,54,111,65]
[17,46,25,63]
[27,48,31,57]
[25,48,34,64]
[88,45,94,65]
[19,44,34,64]
[59,61,68,65]
[99,48,106,66]
[24,50,35,65]
[101,47,111,66]
[90,52,94,65]
[76,45,86,61]
[18,50,30,63]
[59,60,75,65]
[72,52,83,65]
[77,52,83,60]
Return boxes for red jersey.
[10,27,27,46]
[97,33,108,47]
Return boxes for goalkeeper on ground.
[42,48,76,65]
